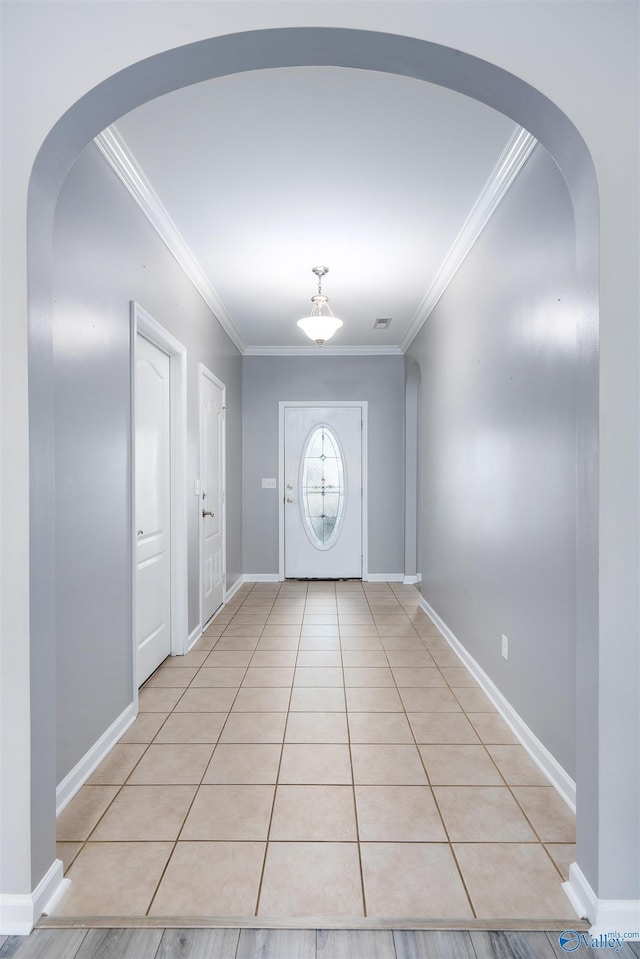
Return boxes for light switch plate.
[262,478,277,489]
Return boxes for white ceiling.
[113,66,520,352]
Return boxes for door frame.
[278,400,368,582]
[198,364,227,629]
[131,302,188,698]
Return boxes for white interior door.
[200,367,225,624]
[284,406,363,578]
[135,333,172,684]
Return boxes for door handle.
[137,530,144,536]
[202,509,215,518]
[286,497,294,503]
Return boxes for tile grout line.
[253,581,306,920]
[371,590,480,922]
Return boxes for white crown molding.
[418,593,576,811]
[243,345,404,356]
[94,127,246,355]
[400,126,538,352]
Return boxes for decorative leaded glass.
[301,426,345,548]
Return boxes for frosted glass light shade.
[297,315,343,345]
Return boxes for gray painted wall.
[242,356,405,577]
[408,143,578,776]
[52,144,242,785]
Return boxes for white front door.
[200,367,225,625]
[284,405,363,578]
[135,333,172,684]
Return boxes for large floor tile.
[149,842,265,916]
[345,687,403,712]
[250,650,298,667]
[355,785,447,841]
[174,687,237,712]
[144,666,199,687]
[153,712,227,743]
[385,650,435,667]
[190,667,246,687]
[56,841,83,873]
[351,744,428,785]
[256,635,302,650]
[487,745,550,785]
[294,666,344,687]
[296,650,342,667]
[231,687,292,712]
[511,786,576,841]
[285,711,348,743]
[419,745,503,785]
[270,785,357,840]
[181,784,274,840]
[544,843,576,881]
[242,666,295,687]
[53,842,173,916]
[408,713,481,744]
[219,711,287,743]
[204,651,252,668]
[165,651,210,668]
[440,667,479,687]
[56,785,120,841]
[391,667,447,687]
[279,743,352,784]
[127,744,213,784]
[90,785,196,840]
[454,843,578,919]
[339,635,384,650]
[348,712,414,744]
[451,687,497,712]
[343,667,395,687]
[361,843,473,918]
[289,686,346,711]
[258,843,363,917]
[434,786,536,841]
[87,744,146,784]
[138,687,184,712]
[466,713,519,743]
[118,712,168,743]
[203,743,282,784]
[398,687,462,712]
[341,650,388,667]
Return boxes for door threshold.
[37,916,588,932]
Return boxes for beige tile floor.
[53,581,577,922]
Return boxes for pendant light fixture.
[297,266,343,346]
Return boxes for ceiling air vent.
[373,317,391,330]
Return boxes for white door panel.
[135,334,171,684]
[200,368,225,624]
[284,406,362,579]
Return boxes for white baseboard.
[0,858,68,935]
[225,576,246,602]
[187,624,203,650]
[244,573,281,583]
[365,573,404,583]
[402,575,419,585]
[418,595,576,811]
[563,863,640,934]
[56,702,137,816]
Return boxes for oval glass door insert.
[301,426,345,548]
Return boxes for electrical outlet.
[501,634,509,660]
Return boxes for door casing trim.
[198,363,227,630]
[131,302,188,700]
[278,401,368,582]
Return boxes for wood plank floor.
[1,929,639,959]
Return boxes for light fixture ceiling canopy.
[297,265,343,346]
